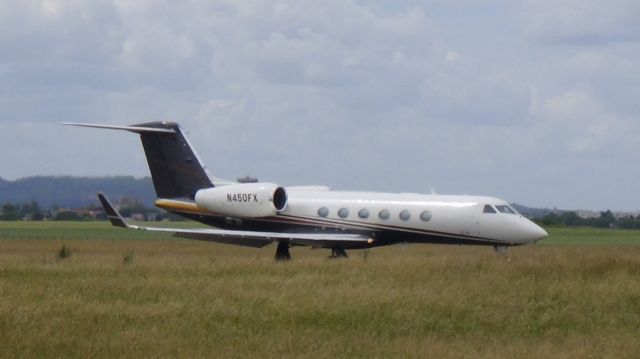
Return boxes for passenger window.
[358,209,369,219]
[399,210,411,221]
[420,210,432,221]
[318,207,329,217]
[338,208,349,218]
[379,209,390,220]
[483,205,497,214]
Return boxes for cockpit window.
[483,205,497,214]
[495,205,516,214]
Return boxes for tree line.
[534,210,640,229]
[3,199,640,229]
[0,199,183,222]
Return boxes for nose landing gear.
[493,245,508,254]
[493,245,512,262]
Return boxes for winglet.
[97,192,129,228]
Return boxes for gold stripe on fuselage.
[155,199,210,215]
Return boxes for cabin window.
[399,210,411,221]
[318,207,329,217]
[379,209,390,220]
[495,205,516,214]
[420,210,432,222]
[358,209,369,219]
[483,205,497,214]
[338,208,349,218]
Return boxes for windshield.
[495,205,517,215]
[483,205,497,214]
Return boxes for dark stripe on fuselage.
[276,213,496,242]
[163,203,511,247]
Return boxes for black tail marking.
[133,122,213,199]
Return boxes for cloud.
[522,0,640,44]
[540,90,619,154]
[1,0,640,210]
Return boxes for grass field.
[1,222,640,358]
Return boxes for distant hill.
[0,176,156,209]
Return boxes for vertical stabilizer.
[133,121,213,199]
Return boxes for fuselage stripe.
[273,214,499,243]
[154,199,505,244]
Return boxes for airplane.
[64,121,548,260]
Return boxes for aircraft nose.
[523,220,548,243]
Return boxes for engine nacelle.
[195,183,287,218]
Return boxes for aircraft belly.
[179,212,504,247]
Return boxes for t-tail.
[63,121,217,200]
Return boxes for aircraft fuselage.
[156,189,547,249]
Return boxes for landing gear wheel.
[493,245,511,262]
[493,245,507,254]
[275,242,291,261]
[329,247,348,259]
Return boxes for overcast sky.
[1,0,639,211]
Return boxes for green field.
[1,222,640,358]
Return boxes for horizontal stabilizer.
[67,121,215,199]
[62,122,176,134]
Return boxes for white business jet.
[64,122,547,260]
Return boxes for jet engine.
[195,183,287,218]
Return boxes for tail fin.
[64,121,215,199]
[133,121,213,199]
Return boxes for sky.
[1,0,639,211]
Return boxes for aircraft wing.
[97,193,373,248]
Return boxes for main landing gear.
[274,243,350,261]
[329,247,348,259]
[275,242,291,261]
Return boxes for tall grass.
[0,223,639,357]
